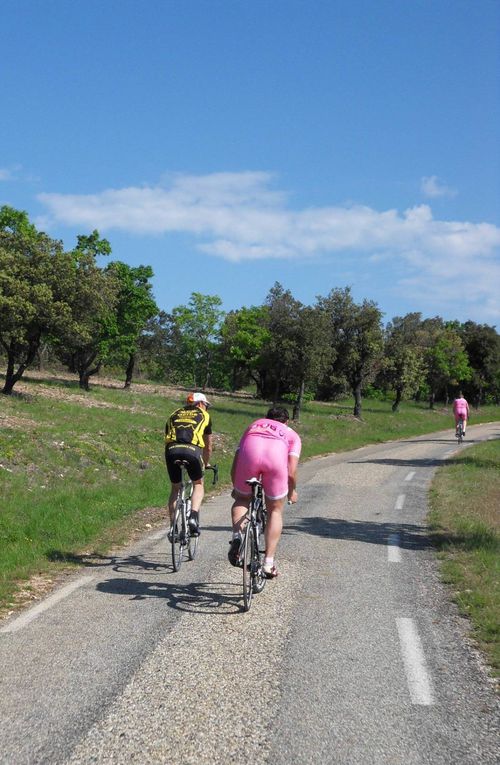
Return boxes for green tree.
[318,287,384,416]
[171,293,225,388]
[52,231,119,390]
[105,262,158,387]
[459,321,500,406]
[0,206,74,395]
[220,305,271,393]
[424,322,472,408]
[135,310,181,382]
[383,313,427,412]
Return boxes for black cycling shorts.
[165,443,204,483]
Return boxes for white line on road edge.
[0,575,94,634]
[395,494,406,510]
[387,534,402,562]
[404,471,416,482]
[396,617,435,705]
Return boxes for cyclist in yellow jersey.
[165,392,213,536]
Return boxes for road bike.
[241,477,267,612]
[455,416,465,445]
[170,461,218,572]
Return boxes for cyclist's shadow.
[95,575,242,615]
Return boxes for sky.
[1,0,499,326]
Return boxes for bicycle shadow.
[95,576,242,614]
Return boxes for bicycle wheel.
[171,504,183,572]
[252,526,266,595]
[242,524,253,611]
[187,520,199,561]
[256,500,267,552]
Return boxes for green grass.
[1,371,499,617]
[428,439,500,681]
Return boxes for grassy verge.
[428,439,500,682]
[1,371,499,615]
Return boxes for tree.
[424,322,472,408]
[383,313,427,412]
[105,262,158,387]
[287,304,331,420]
[459,321,500,406]
[220,305,271,393]
[171,293,225,388]
[52,231,119,390]
[317,287,384,416]
[0,206,74,395]
[135,310,180,382]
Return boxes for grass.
[429,439,500,681]
[1,371,499,622]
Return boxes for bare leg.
[191,478,204,513]
[264,497,286,560]
[231,493,251,534]
[168,483,181,523]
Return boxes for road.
[1,423,499,764]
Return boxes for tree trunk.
[2,337,40,395]
[429,391,435,409]
[392,386,403,413]
[124,353,135,389]
[78,360,101,391]
[353,381,362,417]
[292,378,305,421]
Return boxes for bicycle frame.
[170,462,218,572]
[241,477,267,611]
[456,416,465,444]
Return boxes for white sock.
[264,557,274,567]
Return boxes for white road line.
[0,575,94,634]
[404,471,416,482]
[387,534,402,562]
[396,617,435,705]
[395,494,406,510]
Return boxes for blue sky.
[1,0,499,325]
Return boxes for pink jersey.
[233,418,302,500]
[453,398,469,416]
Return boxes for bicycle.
[241,477,268,612]
[455,416,465,445]
[170,461,218,572]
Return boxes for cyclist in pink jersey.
[228,406,301,578]
[452,391,470,436]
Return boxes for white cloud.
[38,171,500,319]
[421,175,457,198]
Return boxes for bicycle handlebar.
[205,463,219,485]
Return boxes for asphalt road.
[1,423,499,764]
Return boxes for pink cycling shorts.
[232,418,302,500]
[233,435,290,499]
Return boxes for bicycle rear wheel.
[171,504,183,572]
[188,528,199,560]
[242,524,254,611]
[252,536,266,595]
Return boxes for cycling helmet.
[186,392,211,407]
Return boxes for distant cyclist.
[228,406,301,578]
[165,392,213,537]
[452,391,470,438]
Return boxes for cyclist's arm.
[230,448,239,484]
[287,454,299,503]
[203,433,213,467]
